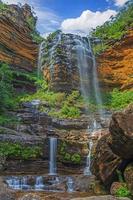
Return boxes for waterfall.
[49,137,57,175]
[37,41,45,79]
[84,140,93,175]
[73,35,103,175]
[35,176,44,190]
[67,177,74,192]
[74,35,103,117]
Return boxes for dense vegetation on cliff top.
[91,0,133,54]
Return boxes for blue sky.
[3,0,128,37]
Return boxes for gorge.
[0,1,133,200]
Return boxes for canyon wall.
[0,3,38,71]
[97,29,133,91]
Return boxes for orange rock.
[97,29,133,91]
[0,5,38,71]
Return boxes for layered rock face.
[91,104,133,188]
[42,32,93,93]
[97,29,133,90]
[0,3,38,71]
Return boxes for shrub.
[0,142,42,160]
[91,1,133,54]
[30,31,44,44]
[71,153,81,164]
[0,2,8,11]
[110,89,133,110]
[0,62,16,112]
[115,186,131,198]
[26,16,36,30]
[60,104,81,118]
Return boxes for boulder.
[109,104,133,159]
[0,177,15,200]
[124,163,133,194]
[91,134,122,186]
[74,175,95,192]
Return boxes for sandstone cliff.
[0,3,38,71]
[97,29,133,91]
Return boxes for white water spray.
[37,41,45,79]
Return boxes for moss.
[0,142,43,160]
[115,185,132,198]
[64,153,71,161]
[0,2,8,11]
[71,153,81,164]
[59,142,81,164]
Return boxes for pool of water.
[5,175,75,193]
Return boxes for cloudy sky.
[2,0,129,37]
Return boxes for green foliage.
[115,186,131,198]
[30,31,44,44]
[47,30,62,42]
[0,115,17,126]
[26,16,36,30]
[0,62,16,112]
[92,43,109,55]
[0,2,8,11]
[12,70,37,82]
[21,89,65,107]
[0,142,42,160]
[60,104,80,118]
[91,1,133,54]
[71,153,81,164]
[21,88,82,119]
[64,153,71,161]
[110,89,133,110]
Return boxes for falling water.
[35,176,44,190]
[67,177,74,192]
[37,41,45,79]
[7,177,20,190]
[84,140,93,176]
[49,137,57,175]
[73,35,104,175]
[74,36,103,117]
[91,46,104,117]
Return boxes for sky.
[2,0,129,37]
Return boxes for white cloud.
[114,0,128,6]
[61,9,117,35]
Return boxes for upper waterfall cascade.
[38,32,104,117]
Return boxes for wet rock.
[0,177,15,200]
[71,196,131,200]
[52,117,89,130]
[109,104,133,159]
[19,193,41,200]
[42,33,95,93]
[0,155,6,171]
[74,175,95,192]
[93,180,107,195]
[91,134,122,186]
[124,163,133,194]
